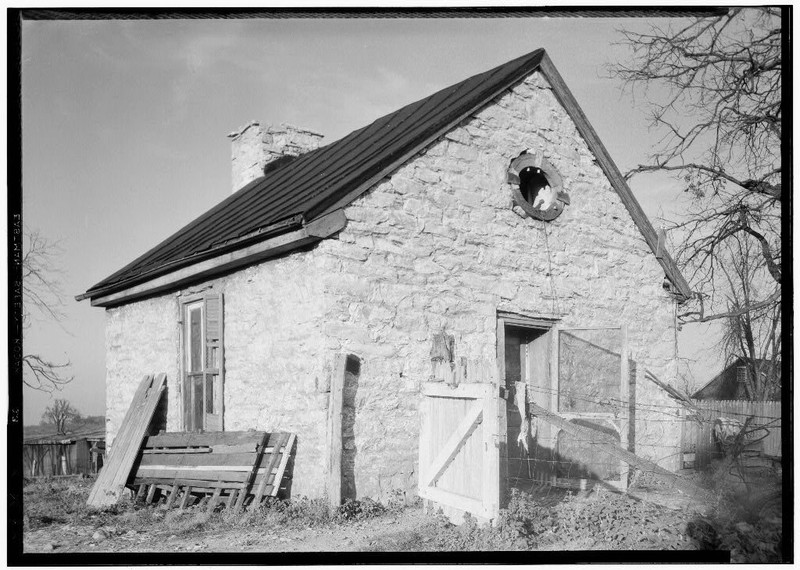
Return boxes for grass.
[23,476,96,530]
[22,465,784,560]
[24,476,403,539]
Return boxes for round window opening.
[520,167,552,209]
[507,152,570,221]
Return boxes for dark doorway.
[504,324,551,493]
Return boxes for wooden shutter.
[204,293,224,431]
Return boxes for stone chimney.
[228,121,324,193]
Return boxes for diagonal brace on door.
[425,401,483,487]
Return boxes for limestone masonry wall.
[105,251,331,497]
[105,296,179,452]
[313,71,681,498]
[104,69,682,504]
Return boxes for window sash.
[181,294,224,431]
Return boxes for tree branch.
[738,218,782,283]
[23,354,73,393]
[625,163,781,201]
[679,289,780,324]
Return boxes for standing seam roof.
[84,49,546,296]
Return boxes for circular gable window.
[507,152,570,221]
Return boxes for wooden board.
[269,433,296,498]
[252,432,288,505]
[87,374,167,508]
[145,431,264,448]
[139,452,259,467]
[135,468,259,482]
[528,402,713,501]
[326,354,346,509]
[133,477,247,490]
[236,432,269,509]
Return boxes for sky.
[19,14,725,423]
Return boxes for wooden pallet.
[128,431,295,511]
[87,374,167,508]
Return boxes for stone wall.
[218,253,329,497]
[312,70,682,499]
[105,295,180,452]
[103,69,683,504]
[104,251,332,497]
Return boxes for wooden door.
[523,330,554,485]
[418,382,499,524]
[546,324,629,491]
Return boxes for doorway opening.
[499,313,632,498]
[500,317,555,496]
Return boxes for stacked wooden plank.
[129,431,295,511]
[87,374,167,508]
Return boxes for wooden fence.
[682,400,781,469]
[24,439,105,478]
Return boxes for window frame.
[506,152,570,221]
[179,292,224,432]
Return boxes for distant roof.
[693,358,782,401]
[79,48,691,304]
[24,427,105,444]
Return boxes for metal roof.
[24,427,106,444]
[83,49,547,297]
[80,47,692,302]
[692,358,781,401]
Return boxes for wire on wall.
[540,218,561,316]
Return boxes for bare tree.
[717,238,781,400]
[612,8,782,398]
[613,7,781,315]
[41,398,82,435]
[22,228,73,392]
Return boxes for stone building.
[78,49,692,506]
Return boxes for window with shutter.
[181,293,224,431]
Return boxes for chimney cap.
[228,121,323,140]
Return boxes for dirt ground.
[19,464,784,562]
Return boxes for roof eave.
[81,209,347,307]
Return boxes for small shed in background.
[23,427,106,477]
[692,357,781,402]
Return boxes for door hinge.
[499,386,509,400]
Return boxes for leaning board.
[87,374,167,508]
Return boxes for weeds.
[257,496,333,527]
[23,477,94,530]
[420,491,545,551]
[694,460,783,563]
[25,473,782,560]
[334,498,386,522]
